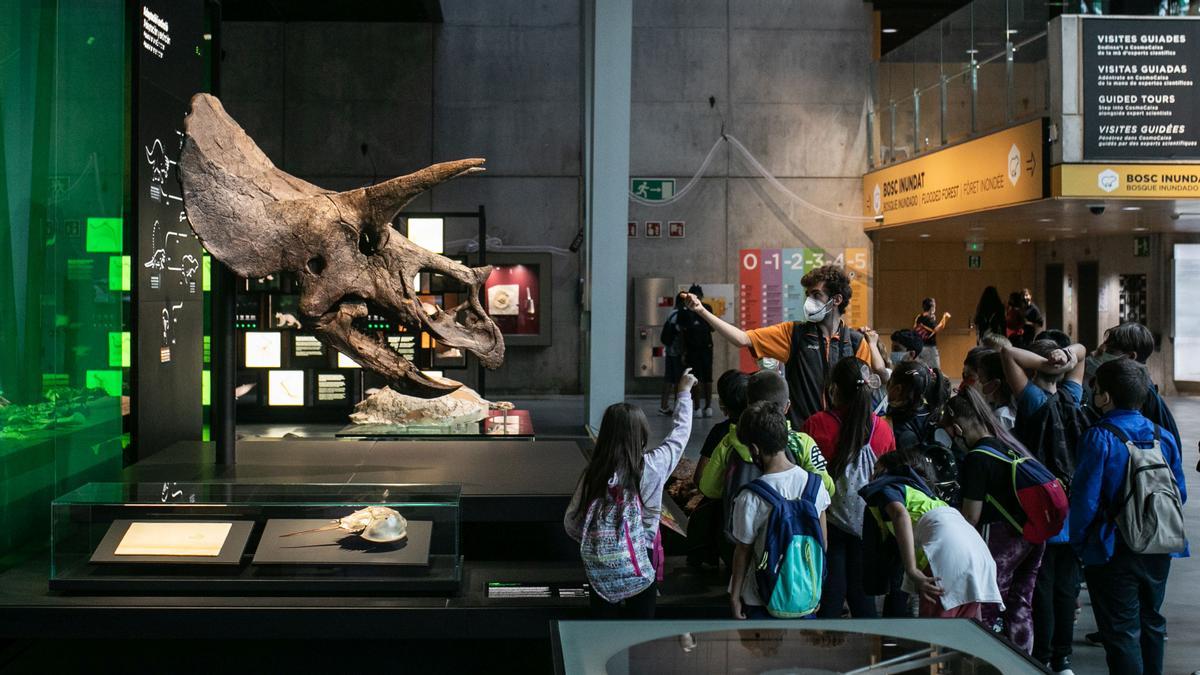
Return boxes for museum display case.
[553,619,1045,674]
[50,482,462,593]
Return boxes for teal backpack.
[739,473,826,617]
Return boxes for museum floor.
[1,396,1199,673]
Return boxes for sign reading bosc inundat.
[1053,163,1200,198]
[863,119,1045,227]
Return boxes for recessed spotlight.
[883,642,899,647]
[1007,29,1019,35]
[1037,218,1054,223]
[883,238,896,242]
[882,28,898,34]
[1017,237,1032,244]
[1121,206,1142,211]
[919,233,931,238]
[1133,226,1149,232]
[966,48,979,55]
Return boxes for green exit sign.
[1134,236,1151,257]
[968,254,982,269]
[965,241,984,252]
[630,178,675,202]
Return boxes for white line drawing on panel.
[144,221,200,293]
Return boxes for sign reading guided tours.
[1082,18,1200,160]
[863,120,1045,228]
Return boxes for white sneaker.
[703,407,713,418]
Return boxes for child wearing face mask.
[944,388,1049,656]
[976,350,1016,431]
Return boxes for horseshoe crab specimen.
[281,506,408,544]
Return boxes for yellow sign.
[1053,164,1200,199]
[863,120,1045,228]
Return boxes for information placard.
[1083,18,1200,160]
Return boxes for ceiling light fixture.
[1037,218,1054,223]
[1132,226,1149,232]
[882,28,898,34]
[919,233,931,238]
[1121,206,1142,211]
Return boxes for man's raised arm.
[682,293,750,348]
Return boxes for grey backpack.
[827,417,877,537]
[1100,423,1187,555]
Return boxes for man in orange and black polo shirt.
[682,264,871,428]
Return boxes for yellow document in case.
[114,522,233,557]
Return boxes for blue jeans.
[1084,547,1170,675]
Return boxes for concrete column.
[582,0,632,431]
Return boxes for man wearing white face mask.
[683,265,871,428]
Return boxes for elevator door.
[1077,261,1100,350]
[1044,263,1064,333]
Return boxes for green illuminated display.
[202,369,211,406]
[107,255,131,291]
[42,373,69,393]
[84,370,122,397]
[85,217,123,253]
[107,331,131,368]
[202,254,211,291]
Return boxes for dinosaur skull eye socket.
[306,256,325,275]
[358,229,380,256]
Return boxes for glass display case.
[50,483,461,593]
[554,619,1045,674]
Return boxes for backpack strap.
[967,440,1024,534]
[801,471,822,503]
[740,478,785,510]
[1097,421,1130,445]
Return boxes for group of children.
[564,317,1187,675]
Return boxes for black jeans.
[588,581,657,619]
[818,524,877,618]
[1032,543,1081,663]
[1083,547,1171,675]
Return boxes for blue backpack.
[739,473,826,618]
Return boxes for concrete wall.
[220,4,583,395]
[625,0,874,394]
[220,0,876,396]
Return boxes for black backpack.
[1015,389,1089,491]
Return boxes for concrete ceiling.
[220,0,443,22]
[869,197,1200,243]
[872,0,974,54]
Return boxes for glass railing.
[869,0,1052,168]
[870,0,1197,169]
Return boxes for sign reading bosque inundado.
[863,119,1045,228]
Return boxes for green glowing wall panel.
[0,0,126,563]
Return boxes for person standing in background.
[680,284,715,418]
[1023,289,1045,342]
[914,298,950,369]
[973,286,1008,343]
[658,293,688,415]
[1006,292,1030,347]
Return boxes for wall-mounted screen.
[245,332,282,368]
[267,370,305,406]
[336,350,361,368]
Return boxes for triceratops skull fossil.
[179,93,504,397]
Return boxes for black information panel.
[1083,18,1200,160]
[133,0,208,457]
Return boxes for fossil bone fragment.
[179,93,504,397]
[281,506,408,544]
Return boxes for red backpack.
[972,440,1069,544]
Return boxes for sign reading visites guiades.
[1083,18,1200,160]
